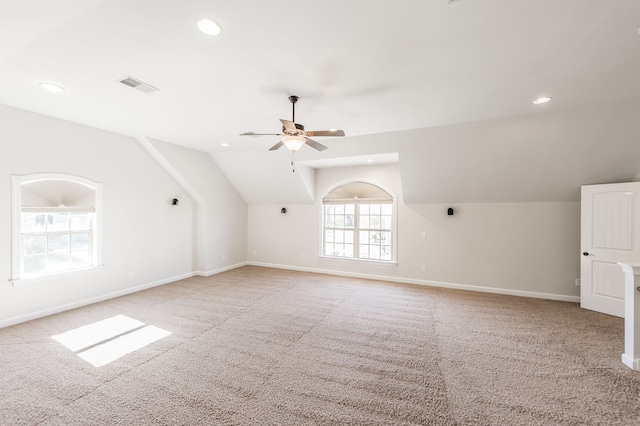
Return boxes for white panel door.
[581,182,640,318]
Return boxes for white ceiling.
[2,1,640,204]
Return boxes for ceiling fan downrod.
[289,95,298,122]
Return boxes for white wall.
[0,104,246,327]
[248,163,580,300]
[149,138,248,272]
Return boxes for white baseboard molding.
[247,261,581,303]
[194,261,248,277]
[0,263,248,329]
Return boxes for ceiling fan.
[240,95,345,153]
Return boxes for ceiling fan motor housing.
[282,122,305,135]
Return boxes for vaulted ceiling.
[2,1,640,204]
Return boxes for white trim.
[0,263,248,329]
[622,353,640,371]
[11,264,104,287]
[11,173,103,281]
[320,184,398,263]
[317,255,397,266]
[246,261,581,303]
[194,261,248,277]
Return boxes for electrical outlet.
[575,278,581,287]
[222,255,226,261]
[421,265,426,272]
[252,251,256,256]
[129,271,135,279]
[301,254,305,260]
[421,231,426,238]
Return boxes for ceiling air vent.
[118,76,159,94]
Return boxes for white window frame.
[320,181,397,264]
[11,173,103,285]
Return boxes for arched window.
[322,182,396,262]
[11,174,102,283]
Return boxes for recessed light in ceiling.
[533,96,552,104]
[220,143,229,147]
[367,159,373,163]
[39,82,65,93]
[197,18,222,36]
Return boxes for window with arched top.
[322,182,396,262]
[11,174,102,283]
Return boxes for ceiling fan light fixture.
[282,136,305,153]
[197,18,222,36]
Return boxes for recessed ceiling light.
[220,143,229,147]
[197,18,222,36]
[367,159,373,163]
[533,96,552,105]
[39,82,65,93]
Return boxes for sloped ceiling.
[1,1,640,204]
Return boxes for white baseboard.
[246,261,581,303]
[194,261,248,277]
[0,263,248,329]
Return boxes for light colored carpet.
[1,266,639,425]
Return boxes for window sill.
[318,256,398,266]
[10,265,104,287]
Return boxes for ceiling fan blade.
[280,119,297,131]
[304,137,328,151]
[269,141,284,151]
[240,132,282,136]
[306,129,345,137]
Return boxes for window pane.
[381,215,392,230]
[370,216,381,229]
[345,231,354,244]
[335,230,344,243]
[381,246,392,261]
[49,213,70,232]
[24,236,46,255]
[324,243,334,256]
[370,246,381,260]
[22,213,46,234]
[325,214,335,228]
[71,233,90,251]
[48,234,70,254]
[381,204,392,215]
[359,231,368,244]
[344,244,354,257]
[71,250,90,267]
[359,245,369,259]
[336,205,345,214]
[360,216,370,229]
[370,204,381,215]
[369,232,381,245]
[325,230,334,243]
[345,214,354,228]
[70,214,91,231]
[359,205,369,215]
[345,204,355,215]
[381,231,391,244]
[334,214,345,228]
[24,255,47,275]
[325,205,334,215]
[49,253,70,272]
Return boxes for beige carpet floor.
[1,266,640,425]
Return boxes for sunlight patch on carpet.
[52,315,171,367]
